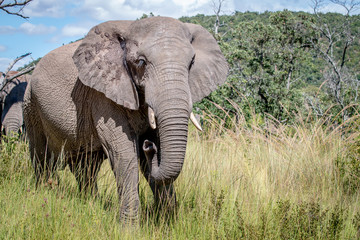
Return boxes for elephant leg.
[93,105,140,224]
[68,151,104,195]
[138,131,176,209]
[101,133,139,224]
[27,126,56,186]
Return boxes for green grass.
[1,115,360,239]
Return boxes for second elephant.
[0,71,29,137]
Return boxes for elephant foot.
[119,209,140,227]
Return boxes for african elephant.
[24,17,228,223]
[0,71,29,137]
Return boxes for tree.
[211,0,227,35]
[139,12,155,19]
[185,10,360,126]
[310,0,360,121]
[0,0,33,19]
[202,11,317,123]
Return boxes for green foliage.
[194,11,319,124]
[182,10,360,127]
[0,134,29,184]
[271,200,349,240]
[139,12,155,19]
[353,211,360,239]
[336,132,360,195]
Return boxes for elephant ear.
[73,20,139,110]
[185,23,228,103]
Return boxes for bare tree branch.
[330,0,360,13]
[310,0,360,120]
[304,94,324,117]
[0,0,33,19]
[211,0,226,34]
[0,52,31,82]
[0,64,34,92]
[340,40,350,68]
[0,52,34,92]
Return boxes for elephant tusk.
[148,106,156,130]
[190,112,202,132]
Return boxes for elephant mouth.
[147,106,202,132]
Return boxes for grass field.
[1,114,360,239]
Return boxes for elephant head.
[0,71,29,137]
[73,17,228,184]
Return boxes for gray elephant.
[24,17,228,223]
[0,71,29,137]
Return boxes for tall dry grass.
[0,108,360,239]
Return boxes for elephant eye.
[131,58,146,82]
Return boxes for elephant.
[0,71,29,137]
[23,16,228,223]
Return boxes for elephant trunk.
[2,116,22,136]
[153,110,189,184]
[2,98,24,137]
[145,69,190,185]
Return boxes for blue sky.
[0,0,348,71]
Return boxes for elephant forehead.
[135,31,194,60]
[129,17,191,42]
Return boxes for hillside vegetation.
[180,9,360,126]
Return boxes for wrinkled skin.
[0,71,29,137]
[24,17,228,223]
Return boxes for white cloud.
[0,45,7,52]
[172,0,209,9]
[171,0,195,7]
[19,22,56,35]
[46,22,93,44]
[144,0,165,3]
[232,0,359,14]
[23,0,69,17]
[0,26,17,34]
[62,25,90,37]
[77,0,126,20]
[314,1,355,14]
[0,23,56,35]
[72,0,222,20]
[233,0,312,13]
[74,0,144,20]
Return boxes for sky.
[0,0,351,71]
